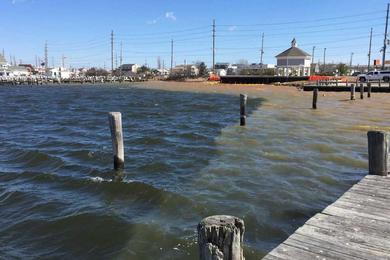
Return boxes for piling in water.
[108,112,124,170]
[367,131,388,176]
[312,88,318,109]
[240,94,247,126]
[198,215,245,260]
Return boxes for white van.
[358,71,390,82]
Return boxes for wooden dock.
[263,174,390,260]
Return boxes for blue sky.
[1,0,389,69]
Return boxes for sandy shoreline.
[135,80,302,97]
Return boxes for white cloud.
[11,0,29,4]
[147,19,159,25]
[228,26,237,31]
[165,12,176,21]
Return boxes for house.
[275,38,311,76]
[119,64,139,73]
[49,67,71,79]
[171,65,199,77]
[214,62,229,76]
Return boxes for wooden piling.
[350,84,355,100]
[312,88,318,109]
[360,83,364,99]
[346,79,348,87]
[198,215,245,260]
[367,131,388,176]
[367,83,372,98]
[240,94,247,126]
[378,79,381,87]
[108,112,124,170]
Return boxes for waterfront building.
[49,67,71,79]
[119,64,139,73]
[275,38,311,76]
[171,65,199,77]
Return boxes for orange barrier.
[208,75,220,81]
[309,76,350,82]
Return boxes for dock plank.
[262,175,390,260]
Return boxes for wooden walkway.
[263,175,390,260]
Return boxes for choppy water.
[0,84,388,259]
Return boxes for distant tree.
[336,63,348,76]
[86,67,109,77]
[197,62,208,77]
[237,59,249,65]
[137,65,150,74]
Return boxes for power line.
[217,10,385,27]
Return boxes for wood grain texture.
[263,175,390,260]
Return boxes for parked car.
[358,71,390,82]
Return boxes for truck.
[358,70,390,82]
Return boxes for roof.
[276,47,311,58]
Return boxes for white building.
[171,65,199,77]
[49,67,71,79]
[119,64,139,73]
[276,38,311,76]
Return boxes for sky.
[0,0,389,69]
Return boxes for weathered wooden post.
[335,78,338,87]
[346,79,349,87]
[108,112,124,170]
[378,79,382,87]
[368,131,388,176]
[240,94,247,126]
[360,83,364,99]
[350,84,355,100]
[367,83,372,98]
[198,215,245,260]
[312,88,318,109]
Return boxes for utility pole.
[260,33,264,65]
[312,46,315,64]
[119,41,123,77]
[311,46,316,75]
[382,3,390,70]
[120,41,123,67]
[323,48,326,72]
[212,19,216,72]
[368,27,373,71]
[62,54,66,68]
[350,52,354,68]
[44,41,48,73]
[111,30,114,73]
[170,39,174,73]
